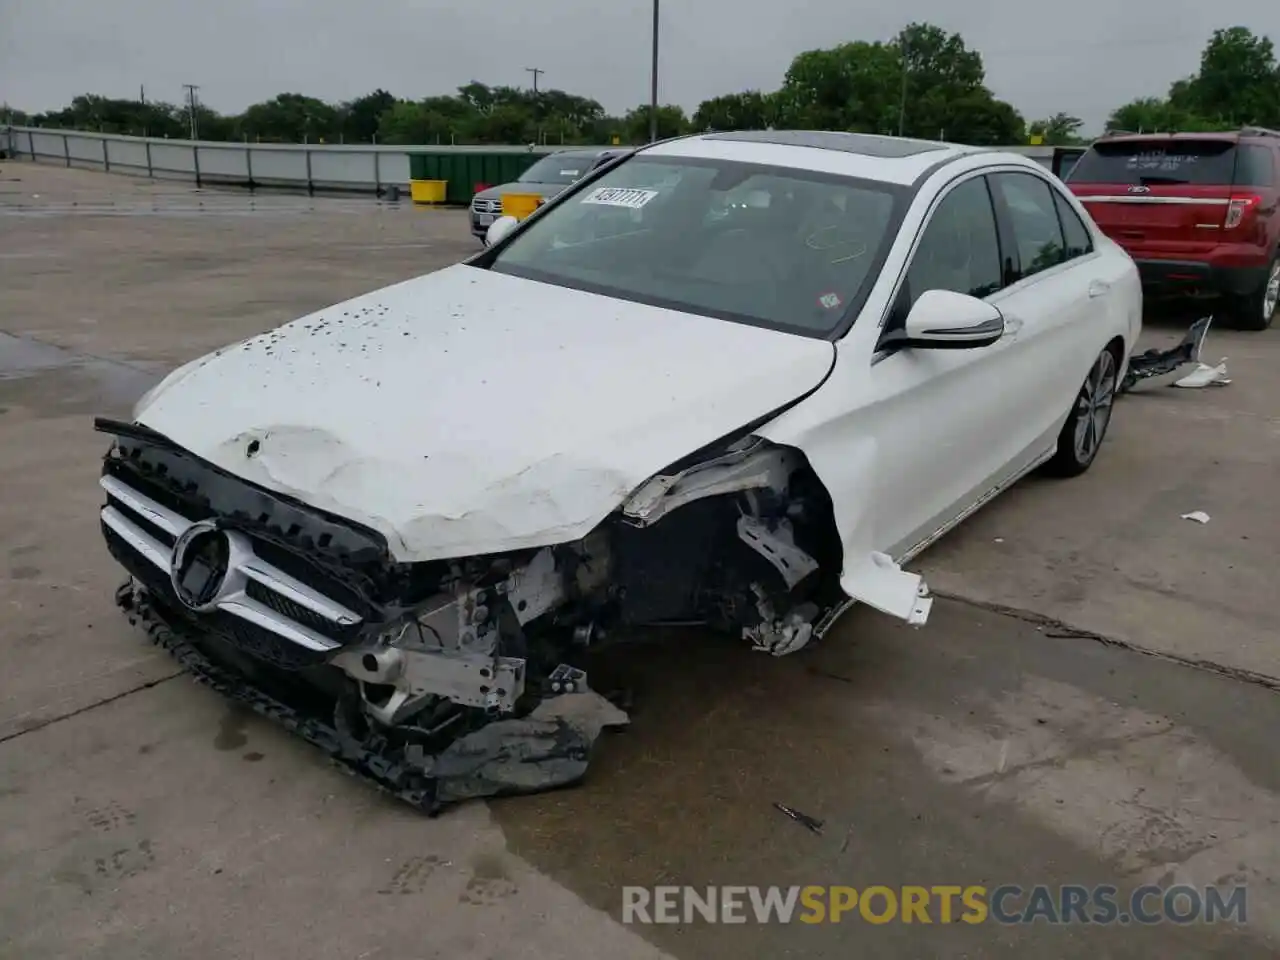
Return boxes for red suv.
[1066,128,1280,330]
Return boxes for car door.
[860,172,1026,559]
[987,170,1108,462]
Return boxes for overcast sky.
[2,0,1277,134]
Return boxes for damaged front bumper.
[95,419,850,812]
[116,581,627,813]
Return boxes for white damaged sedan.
[97,130,1141,810]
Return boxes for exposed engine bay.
[96,419,846,813]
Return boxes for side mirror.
[901,289,1005,349]
[485,215,519,247]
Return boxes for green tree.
[240,93,340,142]
[340,89,396,142]
[692,91,775,131]
[1175,26,1280,127]
[771,24,1021,144]
[892,23,1018,142]
[774,41,901,131]
[1029,112,1084,145]
[376,100,453,144]
[623,104,689,142]
[1106,97,1208,133]
[1104,27,1280,134]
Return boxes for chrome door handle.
[1088,280,1111,298]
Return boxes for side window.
[1235,145,1276,187]
[1052,189,1094,261]
[903,176,1003,310]
[995,173,1066,280]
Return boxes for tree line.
[4,24,1277,148]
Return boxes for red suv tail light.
[1225,194,1262,229]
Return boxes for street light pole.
[649,0,660,142]
[896,31,908,137]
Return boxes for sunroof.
[701,130,950,158]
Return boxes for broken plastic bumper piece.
[1120,316,1214,394]
[840,551,933,626]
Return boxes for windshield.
[487,155,903,337]
[1068,140,1238,185]
[518,154,596,185]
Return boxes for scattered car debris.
[1120,316,1214,393]
[1175,359,1231,388]
[774,802,824,834]
[427,692,629,810]
[1181,511,1211,524]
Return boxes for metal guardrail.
[0,126,600,195]
[1,125,1063,193]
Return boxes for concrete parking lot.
[2,164,1278,959]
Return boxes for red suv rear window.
[1069,139,1241,186]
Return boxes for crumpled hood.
[134,265,835,562]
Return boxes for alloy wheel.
[1264,261,1280,324]
[1073,349,1117,463]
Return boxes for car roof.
[1093,132,1244,145]
[545,148,611,159]
[643,130,982,185]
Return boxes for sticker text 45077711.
[581,188,659,209]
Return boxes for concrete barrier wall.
[2,126,575,195]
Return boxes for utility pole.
[896,30,908,137]
[182,84,200,140]
[649,0,660,142]
[524,67,544,93]
[140,84,146,105]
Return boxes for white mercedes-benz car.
[96,130,1142,811]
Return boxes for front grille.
[209,610,331,671]
[99,473,366,669]
[244,578,362,641]
[471,197,502,215]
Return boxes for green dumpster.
[405,151,555,204]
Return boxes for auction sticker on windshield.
[582,187,659,209]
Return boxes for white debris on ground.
[1174,358,1231,388]
[1180,511,1212,524]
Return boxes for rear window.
[1068,139,1239,186]
[1235,144,1275,186]
[518,154,598,185]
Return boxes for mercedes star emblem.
[169,519,231,611]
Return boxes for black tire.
[1044,344,1120,478]
[1224,254,1278,331]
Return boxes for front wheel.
[1044,345,1119,478]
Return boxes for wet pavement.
[1,164,1278,958]
[0,331,161,417]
